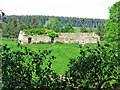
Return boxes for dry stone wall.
[18,31,100,44]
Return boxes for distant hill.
[5,15,108,28]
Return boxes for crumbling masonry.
[18,31,100,45]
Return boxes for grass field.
[2,38,99,75]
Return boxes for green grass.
[73,27,97,33]
[1,38,104,75]
[2,38,81,75]
[25,43,81,75]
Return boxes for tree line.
[5,15,108,28]
[2,15,106,41]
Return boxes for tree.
[24,19,31,29]
[47,30,58,44]
[9,18,20,38]
[103,1,120,87]
[66,43,119,89]
[68,29,75,33]
[104,1,120,54]
[64,24,74,33]
[44,18,63,33]
[80,25,88,33]
[38,23,43,28]
[0,10,6,23]
[2,44,58,89]
[95,23,106,41]
[88,27,93,33]
[31,17,39,28]
[23,28,47,35]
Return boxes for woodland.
[1,14,107,40]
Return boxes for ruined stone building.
[18,31,100,45]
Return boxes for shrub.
[66,42,120,89]
[55,41,64,44]
[37,41,46,44]
[46,41,52,44]
[32,41,52,44]
[32,42,37,44]
[2,44,59,89]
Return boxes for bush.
[37,41,46,44]
[2,43,79,89]
[32,42,37,44]
[23,28,48,35]
[2,44,58,89]
[65,42,120,89]
[55,41,64,44]
[46,41,52,44]
[32,41,52,44]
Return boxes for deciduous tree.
[44,18,63,33]
[104,1,120,54]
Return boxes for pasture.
[2,38,99,75]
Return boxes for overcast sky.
[0,0,119,19]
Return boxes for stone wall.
[18,31,100,44]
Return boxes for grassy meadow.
[2,38,99,75]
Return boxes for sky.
[0,0,119,19]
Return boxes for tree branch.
[98,73,120,89]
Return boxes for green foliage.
[33,41,51,44]
[5,15,108,29]
[38,23,43,28]
[80,25,88,33]
[66,43,120,89]
[44,18,64,33]
[95,23,106,41]
[23,28,58,38]
[2,42,120,89]
[2,15,108,38]
[104,1,120,53]
[68,29,75,33]
[23,28,48,35]
[23,28,58,44]
[2,44,58,89]
[88,27,93,33]
[55,41,64,44]
[1,44,80,89]
[30,17,39,28]
[2,39,81,75]
[47,30,58,43]
[64,24,74,33]
[0,11,6,23]
[47,30,58,38]
[2,40,120,89]
[2,18,24,38]
[73,27,97,33]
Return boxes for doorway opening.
[28,38,32,43]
